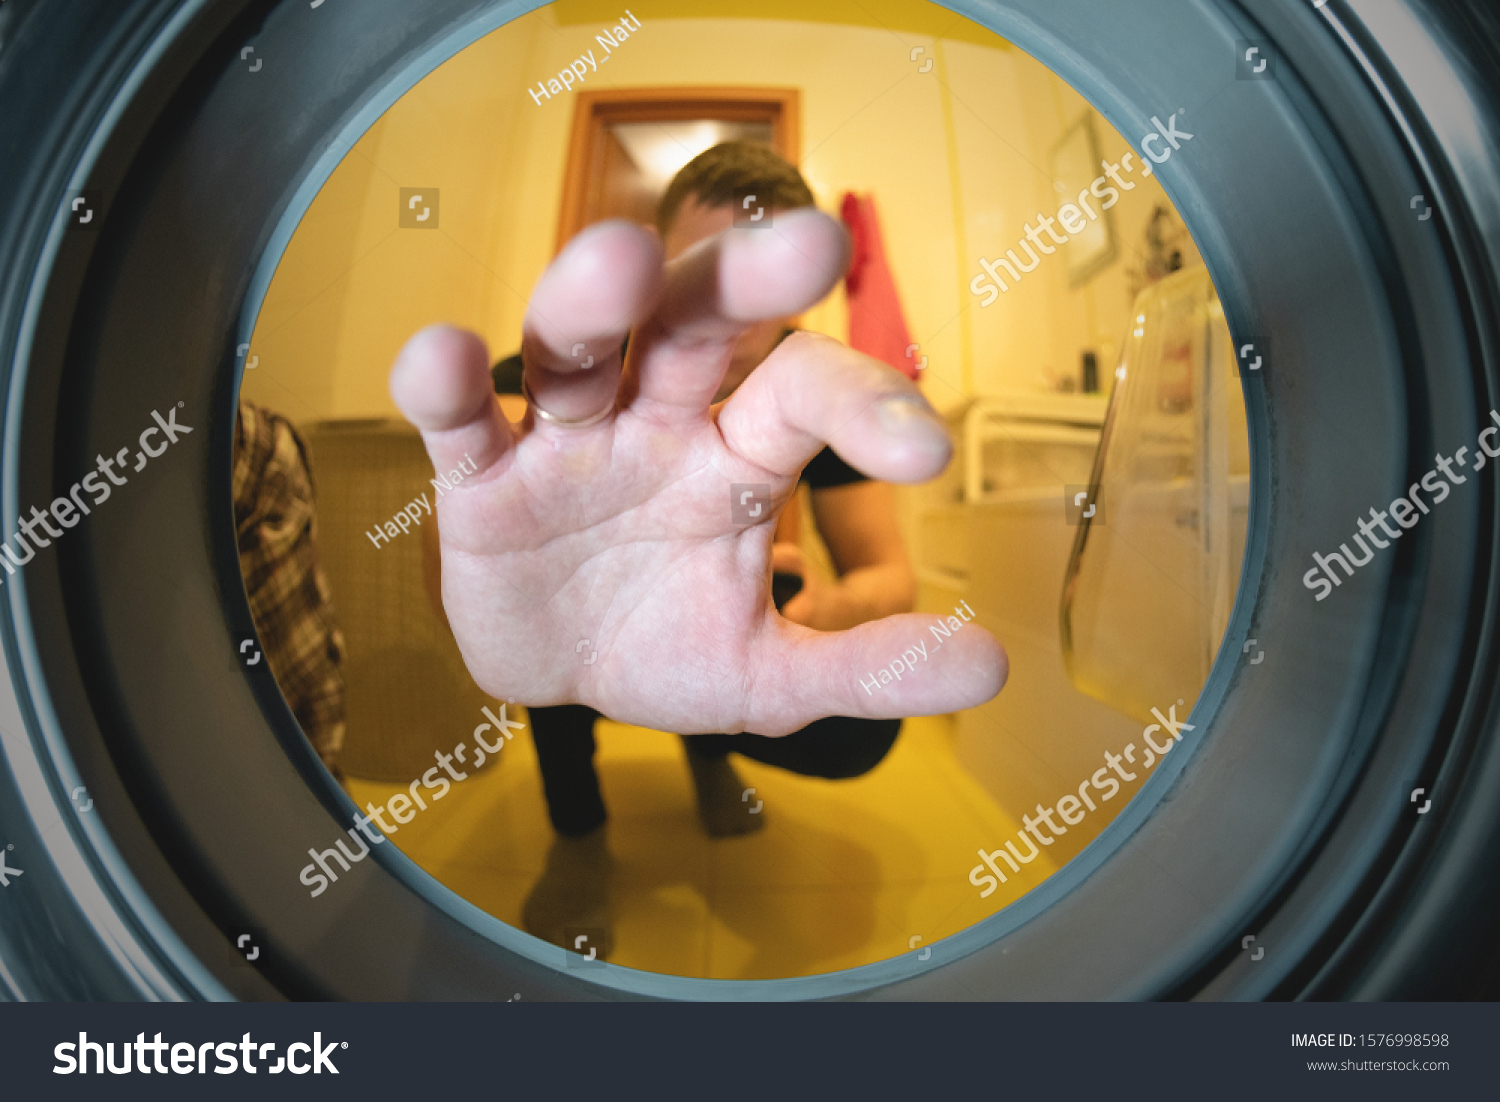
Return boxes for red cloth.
[840,192,919,380]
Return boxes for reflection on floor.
[346,711,1056,980]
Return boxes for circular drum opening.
[234,0,1249,983]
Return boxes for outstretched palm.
[391,214,1004,737]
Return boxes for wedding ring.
[521,375,614,428]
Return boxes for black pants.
[528,704,903,837]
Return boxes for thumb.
[770,543,806,575]
[745,612,1007,736]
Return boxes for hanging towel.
[840,191,919,380]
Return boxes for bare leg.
[681,737,767,837]
[520,824,614,958]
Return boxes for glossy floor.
[347,712,1054,980]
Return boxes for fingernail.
[876,394,948,450]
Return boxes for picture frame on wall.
[1051,114,1118,288]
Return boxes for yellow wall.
[242,1,1200,422]
[960,55,1206,404]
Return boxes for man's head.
[655,141,817,399]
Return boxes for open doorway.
[556,87,800,245]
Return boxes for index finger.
[624,209,850,420]
[522,220,664,424]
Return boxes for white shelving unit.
[911,392,1109,591]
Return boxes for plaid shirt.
[232,400,346,774]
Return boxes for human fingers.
[771,543,813,623]
[717,330,952,483]
[390,325,515,479]
[744,613,1007,737]
[626,209,849,418]
[521,219,663,425]
[770,543,805,575]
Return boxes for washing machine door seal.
[0,0,1497,1000]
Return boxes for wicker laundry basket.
[300,418,510,782]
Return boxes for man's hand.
[772,542,868,632]
[770,543,819,628]
[389,214,1005,737]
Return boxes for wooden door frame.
[555,87,801,251]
